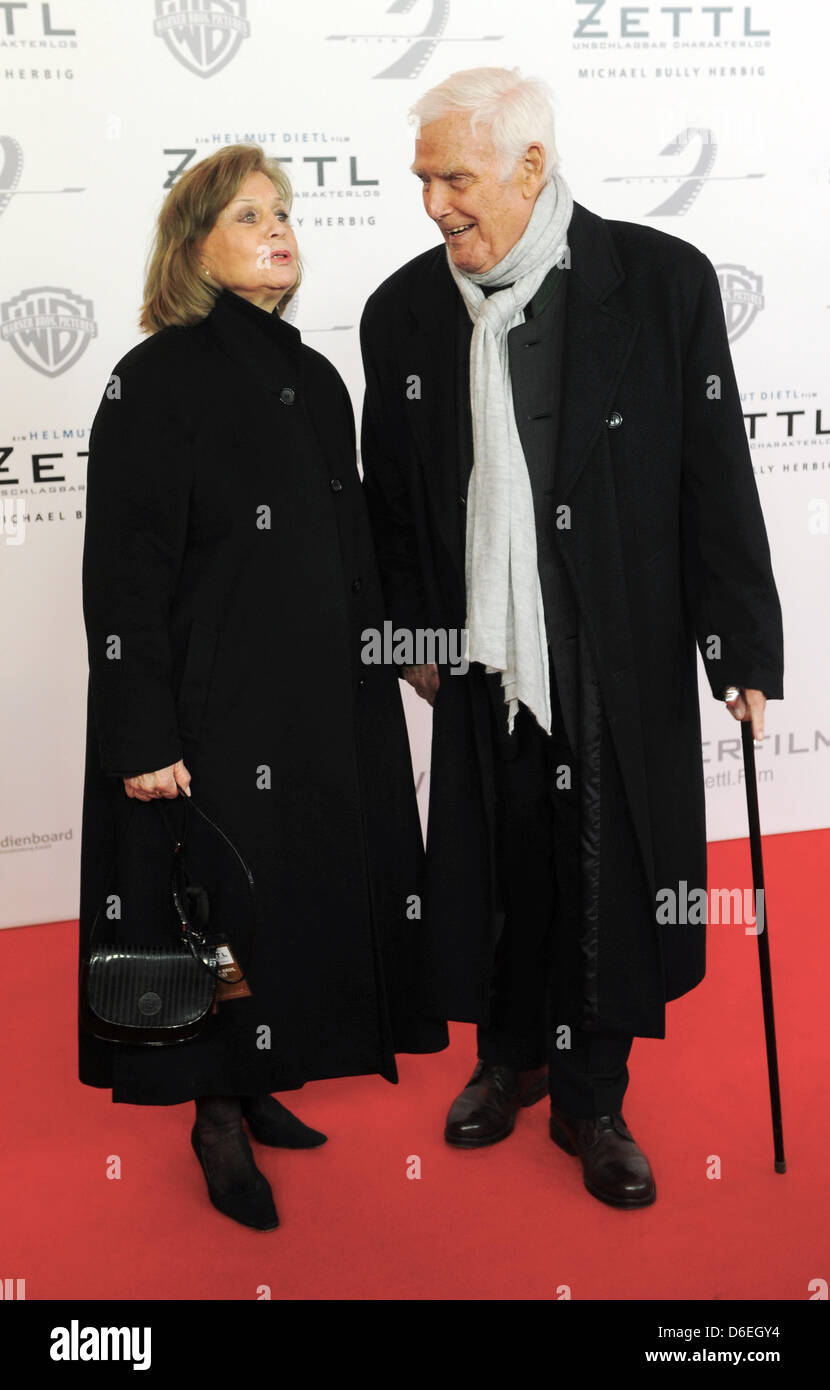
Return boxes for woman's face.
[199,170,299,312]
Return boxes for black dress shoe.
[190,1125,279,1230]
[241,1094,328,1149]
[445,1060,548,1147]
[549,1108,656,1209]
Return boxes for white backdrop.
[1,0,828,929]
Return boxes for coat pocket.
[176,621,219,741]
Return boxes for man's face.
[411,111,544,273]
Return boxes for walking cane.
[726,690,787,1174]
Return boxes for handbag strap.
[88,788,257,981]
[160,790,257,983]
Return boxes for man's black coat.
[359,200,784,1039]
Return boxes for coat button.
[330,478,342,492]
[458,495,466,508]
[607,410,623,429]
[279,386,295,405]
[351,578,362,592]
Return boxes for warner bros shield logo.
[0,287,97,377]
[716,264,765,343]
[153,0,250,78]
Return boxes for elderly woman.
[78,143,446,1232]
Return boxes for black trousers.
[476,670,633,1118]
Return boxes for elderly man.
[359,67,783,1208]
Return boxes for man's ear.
[521,142,546,198]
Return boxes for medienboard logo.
[716,265,765,342]
[328,0,503,80]
[153,0,250,78]
[0,287,97,376]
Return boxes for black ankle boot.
[240,1093,327,1149]
[192,1096,279,1230]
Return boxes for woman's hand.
[123,760,191,802]
[402,663,440,706]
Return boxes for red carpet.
[3,829,827,1301]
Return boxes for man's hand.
[724,688,766,741]
[402,663,440,706]
[123,759,191,802]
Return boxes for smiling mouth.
[271,250,291,261]
[446,224,475,238]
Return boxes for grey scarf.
[447,171,573,733]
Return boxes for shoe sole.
[444,1117,517,1148]
[549,1118,657,1208]
[444,1080,548,1148]
[583,1181,657,1209]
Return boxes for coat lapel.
[403,250,470,578]
[556,204,640,500]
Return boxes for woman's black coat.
[78,287,447,1106]
[359,200,784,1039]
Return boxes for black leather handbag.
[80,789,254,1047]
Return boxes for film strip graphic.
[328,0,502,81]
[604,127,764,216]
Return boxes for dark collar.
[565,200,625,302]
[202,287,302,395]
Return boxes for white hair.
[408,66,559,183]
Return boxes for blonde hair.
[140,143,301,333]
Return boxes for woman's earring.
[203,266,211,278]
